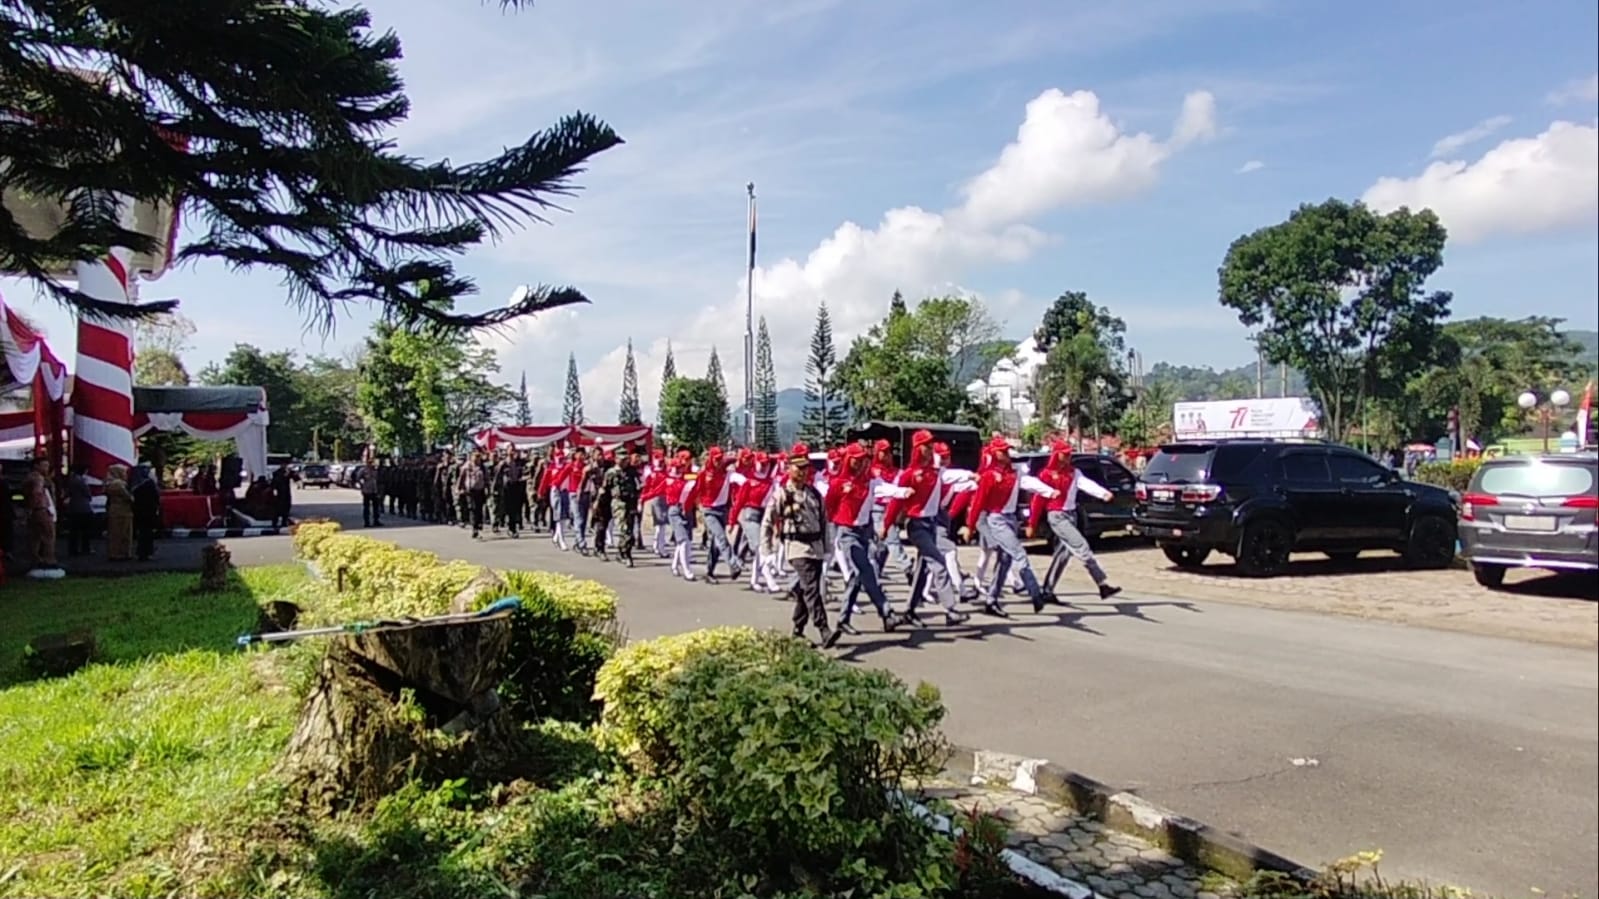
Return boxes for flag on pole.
[747,184,757,272]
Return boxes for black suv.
[1013,451,1140,544]
[1133,439,1458,577]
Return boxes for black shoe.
[945,609,970,625]
[821,628,842,649]
[626,557,636,568]
[899,612,927,628]
[704,575,720,585]
[879,614,897,633]
[1039,590,1059,605]
[838,621,861,636]
[1099,584,1123,600]
[982,602,1009,619]
[1032,596,1046,613]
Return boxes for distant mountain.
[1568,330,1598,365]
[731,387,808,446]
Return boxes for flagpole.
[744,182,756,447]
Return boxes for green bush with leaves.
[1412,458,1480,493]
[645,631,958,895]
[593,626,767,760]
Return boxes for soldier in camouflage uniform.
[588,451,616,560]
[607,451,642,566]
[434,453,454,525]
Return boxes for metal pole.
[744,182,756,447]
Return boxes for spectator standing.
[358,461,382,527]
[130,463,162,561]
[271,463,293,528]
[65,463,95,556]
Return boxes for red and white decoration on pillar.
[71,235,140,480]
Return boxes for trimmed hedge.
[593,626,766,760]
[1413,458,1480,493]
[291,522,623,725]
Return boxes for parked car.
[1133,438,1458,577]
[1457,452,1599,588]
[1013,451,1140,545]
[300,462,332,488]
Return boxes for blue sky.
[5,0,1596,422]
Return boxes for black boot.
[1098,583,1123,600]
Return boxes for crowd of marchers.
[355,431,1123,649]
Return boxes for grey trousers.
[738,507,764,563]
[904,517,958,613]
[702,505,741,576]
[984,511,1042,602]
[1043,510,1108,590]
[667,504,692,544]
[839,524,894,622]
[871,505,913,582]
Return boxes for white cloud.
[1236,160,1265,174]
[1545,74,1599,106]
[540,88,1218,423]
[1363,120,1598,243]
[1429,115,1512,159]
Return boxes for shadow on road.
[833,599,1201,661]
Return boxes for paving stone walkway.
[919,779,1237,899]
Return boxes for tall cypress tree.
[619,339,642,425]
[705,346,732,445]
[515,371,533,426]
[657,341,677,426]
[562,353,584,425]
[799,302,849,444]
[754,317,780,451]
[0,2,620,328]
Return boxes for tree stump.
[278,615,523,816]
[197,544,233,592]
[449,566,509,614]
[24,629,97,677]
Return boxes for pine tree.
[562,353,584,425]
[0,2,621,328]
[705,346,733,445]
[515,371,533,426]
[619,339,642,425]
[657,341,677,426]
[799,302,850,444]
[754,317,780,451]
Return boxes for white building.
[965,338,1052,430]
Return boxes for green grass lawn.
[0,565,316,898]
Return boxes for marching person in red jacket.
[825,442,909,635]
[882,429,970,626]
[541,449,571,551]
[962,436,1046,614]
[1026,440,1123,602]
[869,438,914,585]
[640,448,670,557]
[664,452,697,580]
[692,445,742,584]
[731,449,780,592]
[930,441,982,601]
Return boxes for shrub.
[498,570,618,625]
[1413,458,1480,493]
[622,630,956,895]
[495,588,618,725]
[593,626,767,760]
[291,521,342,561]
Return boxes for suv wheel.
[1161,545,1211,569]
[1404,515,1457,570]
[1472,562,1507,589]
[1235,519,1293,577]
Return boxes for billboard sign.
[1172,397,1320,438]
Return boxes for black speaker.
[221,456,244,490]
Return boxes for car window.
[1327,452,1391,485]
[1072,458,1103,481]
[1277,451,1330,482]
[1143,446,1214,483]
[1211,444,1269,480]
[1097,459,1137,490]
[1476,461,1597,498]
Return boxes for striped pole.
[71,235,137,482]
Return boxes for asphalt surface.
[94,489,1599,896]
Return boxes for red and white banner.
[1173,397,1320,438]
[474,424,654,451]
[1,303,68,402]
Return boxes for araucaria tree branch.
[0,0,622,328]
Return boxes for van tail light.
[1135,483,1148,502]
[1460,493,1498,521]
[1180,484,1223,504]
[1562,495,1599,510]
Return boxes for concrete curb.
[940,746,1320,884]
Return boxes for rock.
[449,567,509,614]
[24,629,97,677]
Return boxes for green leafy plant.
[1413,458,1480,493]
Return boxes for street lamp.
[1518,389,1571,453]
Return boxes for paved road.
[158,491,1599,896]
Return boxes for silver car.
[1458,452,1599,588]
